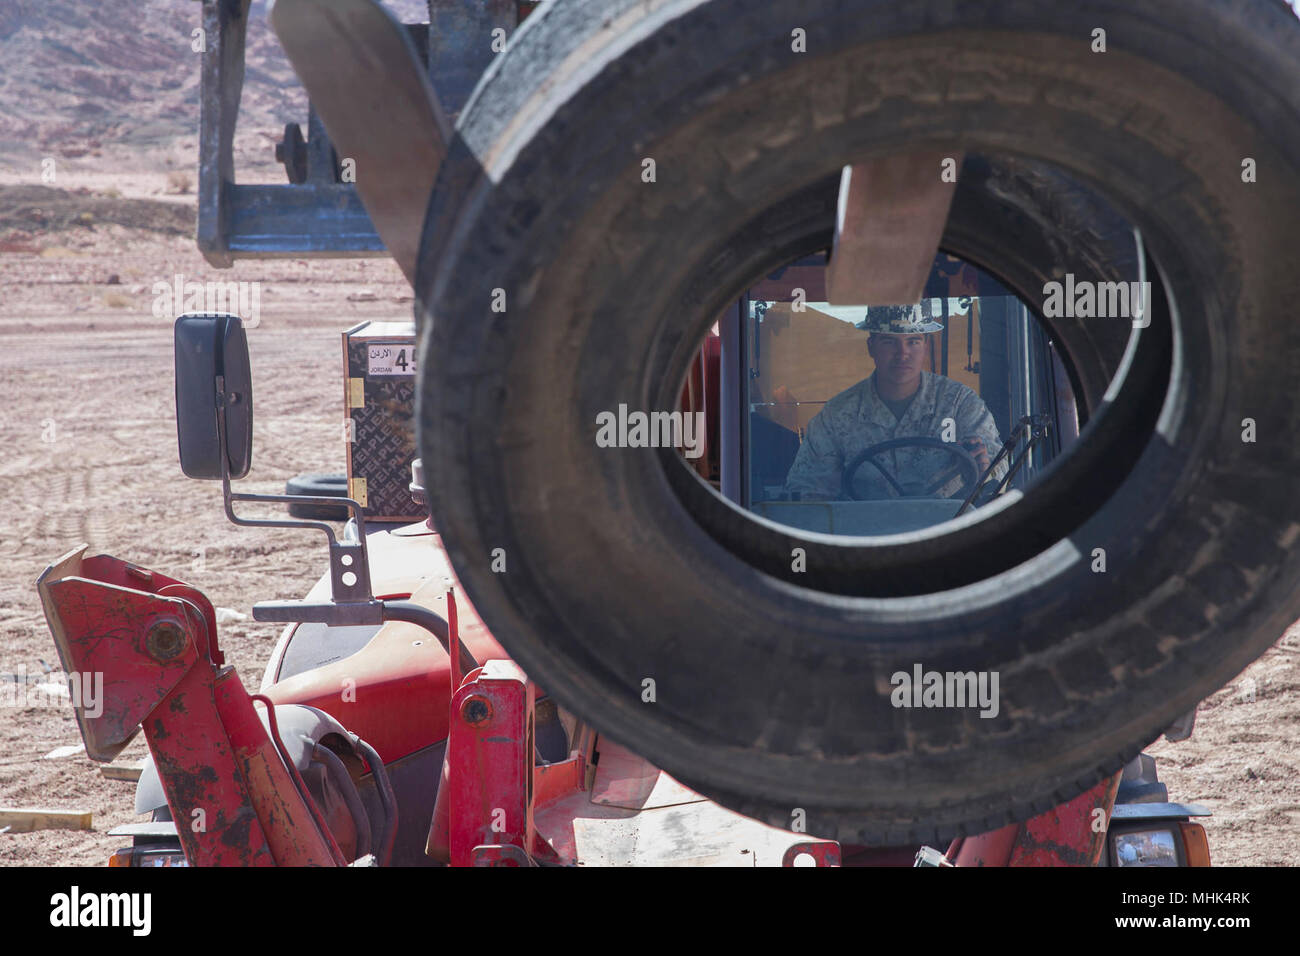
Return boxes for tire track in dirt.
[1,229,408,862]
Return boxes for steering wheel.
[840,437,981,501]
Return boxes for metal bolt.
[145,621,186,662]
[461,696,492,726]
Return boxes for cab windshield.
[741,253,1080,537]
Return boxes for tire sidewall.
[419,0,1300,838]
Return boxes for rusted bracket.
[37,548,343,866]
[782,841,842,867]
[447,660,536,866]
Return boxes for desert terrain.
[1,0,1298,866]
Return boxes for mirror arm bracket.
[215,378,376,604]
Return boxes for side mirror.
[174,313,253,479]
[172,314,388,620]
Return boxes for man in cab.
[783,303,1006,500]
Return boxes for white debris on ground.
[43,744,86,760]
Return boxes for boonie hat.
[855,302,944,334]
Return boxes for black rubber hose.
[313,743,373,862]
[354,736,398,867]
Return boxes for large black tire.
[943,154,1139,424]
[417,0,1300,843]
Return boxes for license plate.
[367,343,417,376]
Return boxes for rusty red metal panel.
[145,666,277,867]
[952,822,1021,867]
[447,660,535,866]
[37,548,210,762]
[1007,773,1121,867]
[221,681,344,866]
[144,666,340,866]
[264,579,507,763]
[42,577,201,762]
[954,773,1122,867]
[38,550,342,866]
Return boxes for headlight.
[1111,828,1180,867]
[109,847,189,867]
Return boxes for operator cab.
[689,252,1084,537]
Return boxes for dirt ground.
[1,180,1298,866]
[0,181,410,865]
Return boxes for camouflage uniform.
[783,370,1006,500]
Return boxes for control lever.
[954,413,1052,516]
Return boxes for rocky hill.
[0,0,426,174]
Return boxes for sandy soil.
[0,0,441,865]
[0,187,410,865]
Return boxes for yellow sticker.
[347,378,365,408]
[348,477,368,508]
